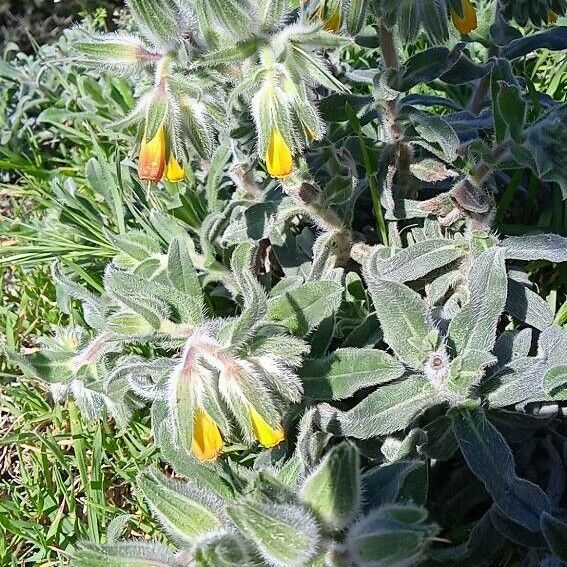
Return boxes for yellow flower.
[165,153,185,182]
[548,10,559,24]
[324,8,341,32]
[249,405,284,448]
[451,0,478,35]
[138,126,166,181]
[266,128,293,178]
[192,407,223,462]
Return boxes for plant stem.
[346,104,389,245]
[378,25,399,70]
[471,139,514,185]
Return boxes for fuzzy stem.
[70,331,111,371]
[471,139,514,185]
[378,25,399,70]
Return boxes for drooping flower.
[451,0,478,35]
[324,8,342,32]
[165,153,185,182]
[266,128,293,178]
[192,407,223,462]
[249,405,285,448]
[138,126,166,181]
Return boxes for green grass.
[0,378,160,566]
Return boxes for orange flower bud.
[451,0,478,35]
[165,153,185,182]
[266,128,293,178]
[138,126,166,181]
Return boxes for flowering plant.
[6,0,567,565]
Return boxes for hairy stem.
[471,139,514,185]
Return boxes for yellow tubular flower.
[451,0,478,35]
[249,405,284,448]
[165,153,185,182]
[324,8,342,32]
[266,128,293,178]
[138,126,166,181]
[192,407,223,462]
[548,10,559,23]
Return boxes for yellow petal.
[249,405,284,448]
[451,0,478,35]
[165,153,185,182]
[192,407,223,462]
[324,9,341,32]
[138,126,166,181]
[266,128,293,178]
[548,10,559,24]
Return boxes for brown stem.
[378,25,399,70]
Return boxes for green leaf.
[347,504,437,567]
[451,408,550,531]
[362,460,428,507]
[200,40,260,66]
[300,443,360,530]
[72,542,177,567]
[419,0,449,42]
[192,534,253,567]
[370,239,465,283]
[448,248,508,356]
[398,0,419,43]
[506,279,555,331]
[167,236,203,309]
[86,158,125,234]
[543,365,567,395]
[494,82,526,143]
[107,312,156,337]
[301,348,405,400]
[541,512,567,561]
[398,46,462,91]
[366,278,433,368]
[317,376,438,438]
[126,0,181,47]
[137,469,223,543]
[267,281,343,337]
[194,0,256,39]
[410,110,460,162]
[227,500,320,567]
[347,0,368,34]
[484,357,545,407]
[499,234,567,263]
[502,27,567,60]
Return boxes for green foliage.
[3,0,567,565]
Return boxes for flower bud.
[192,407,223,462]
[324,9,342,32]
[138,126,166,181]
[451,0,478,35]
[249,405,284,447]
[165,153,185,182]
[548,10,559,23]
[266,128,293,178]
